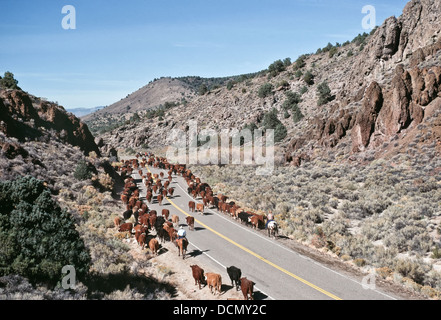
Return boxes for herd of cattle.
[112,153,274,300]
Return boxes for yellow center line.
[145,166,342,301]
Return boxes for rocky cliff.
[0,89,101,157]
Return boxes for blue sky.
[0,0,406,109]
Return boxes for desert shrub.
[258,83,274,98]
[268,60,286,77]
[293,55,306,70]
[262,108,287,143]
[329,46,338,58]
[393,259,429,285]
[198,84,208,95]
[226,80,235,90]
[317,81,332,106]
[303,71,314,85]
[74,160,93,181]
[0,176,91,285]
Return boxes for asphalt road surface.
[129,160,399,300]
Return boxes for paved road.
[129,160,399,300]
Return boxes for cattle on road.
[226,266,242,291]
[205,273,222,295]
[190,265,205,290]
[240,277,254,300]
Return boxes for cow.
[188,201,196,212]
[137,233,147,250]
[157,194,163,205]
[226,266,242,291]
[163,224,177,242]
[249,214,264,230]
[186,216,195,231]
[168,188,175,197]
[196,203,204,215]
[162,209,170,221]
[240,277,254,300]
[149,213,157,230]
[172,215,180,228]
[238,211,251,225]
[205,273,222,295]
[149,238,159,255]
[190,265,205,290]
[123,209,132,220]
[118,223,133,233]
[139,214,150,228]
[114,216,122,228]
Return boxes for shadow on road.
[188,249,209,258]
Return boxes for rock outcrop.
[351,82,384,152]
[0,89,101,157]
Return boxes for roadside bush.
[0,176,91,285]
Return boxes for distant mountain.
[67,106,105,117]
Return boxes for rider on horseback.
[177,226,187,241]
[265,211,275,229]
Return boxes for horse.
[175,238,188,259]
[267,221,278,238]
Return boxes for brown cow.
[188,201,196,212]
[163,224,177,242]
[240,277,254,300]
[249,214,265,230]
[162,209,170,221]
[205,273,222,295]
[146,192,153,203]
[157,194,163,205]
[139,214,149,228]
[196,203,204,215]
[114,216,122,228]
[190,265,205,289]
[138,233,147,250]
[149,238,159,255]
[118,223,133,233]
[172,214,179,228]
[186,216,195,231]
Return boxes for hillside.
[99,0,441,167]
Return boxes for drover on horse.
[176,226,188,259]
